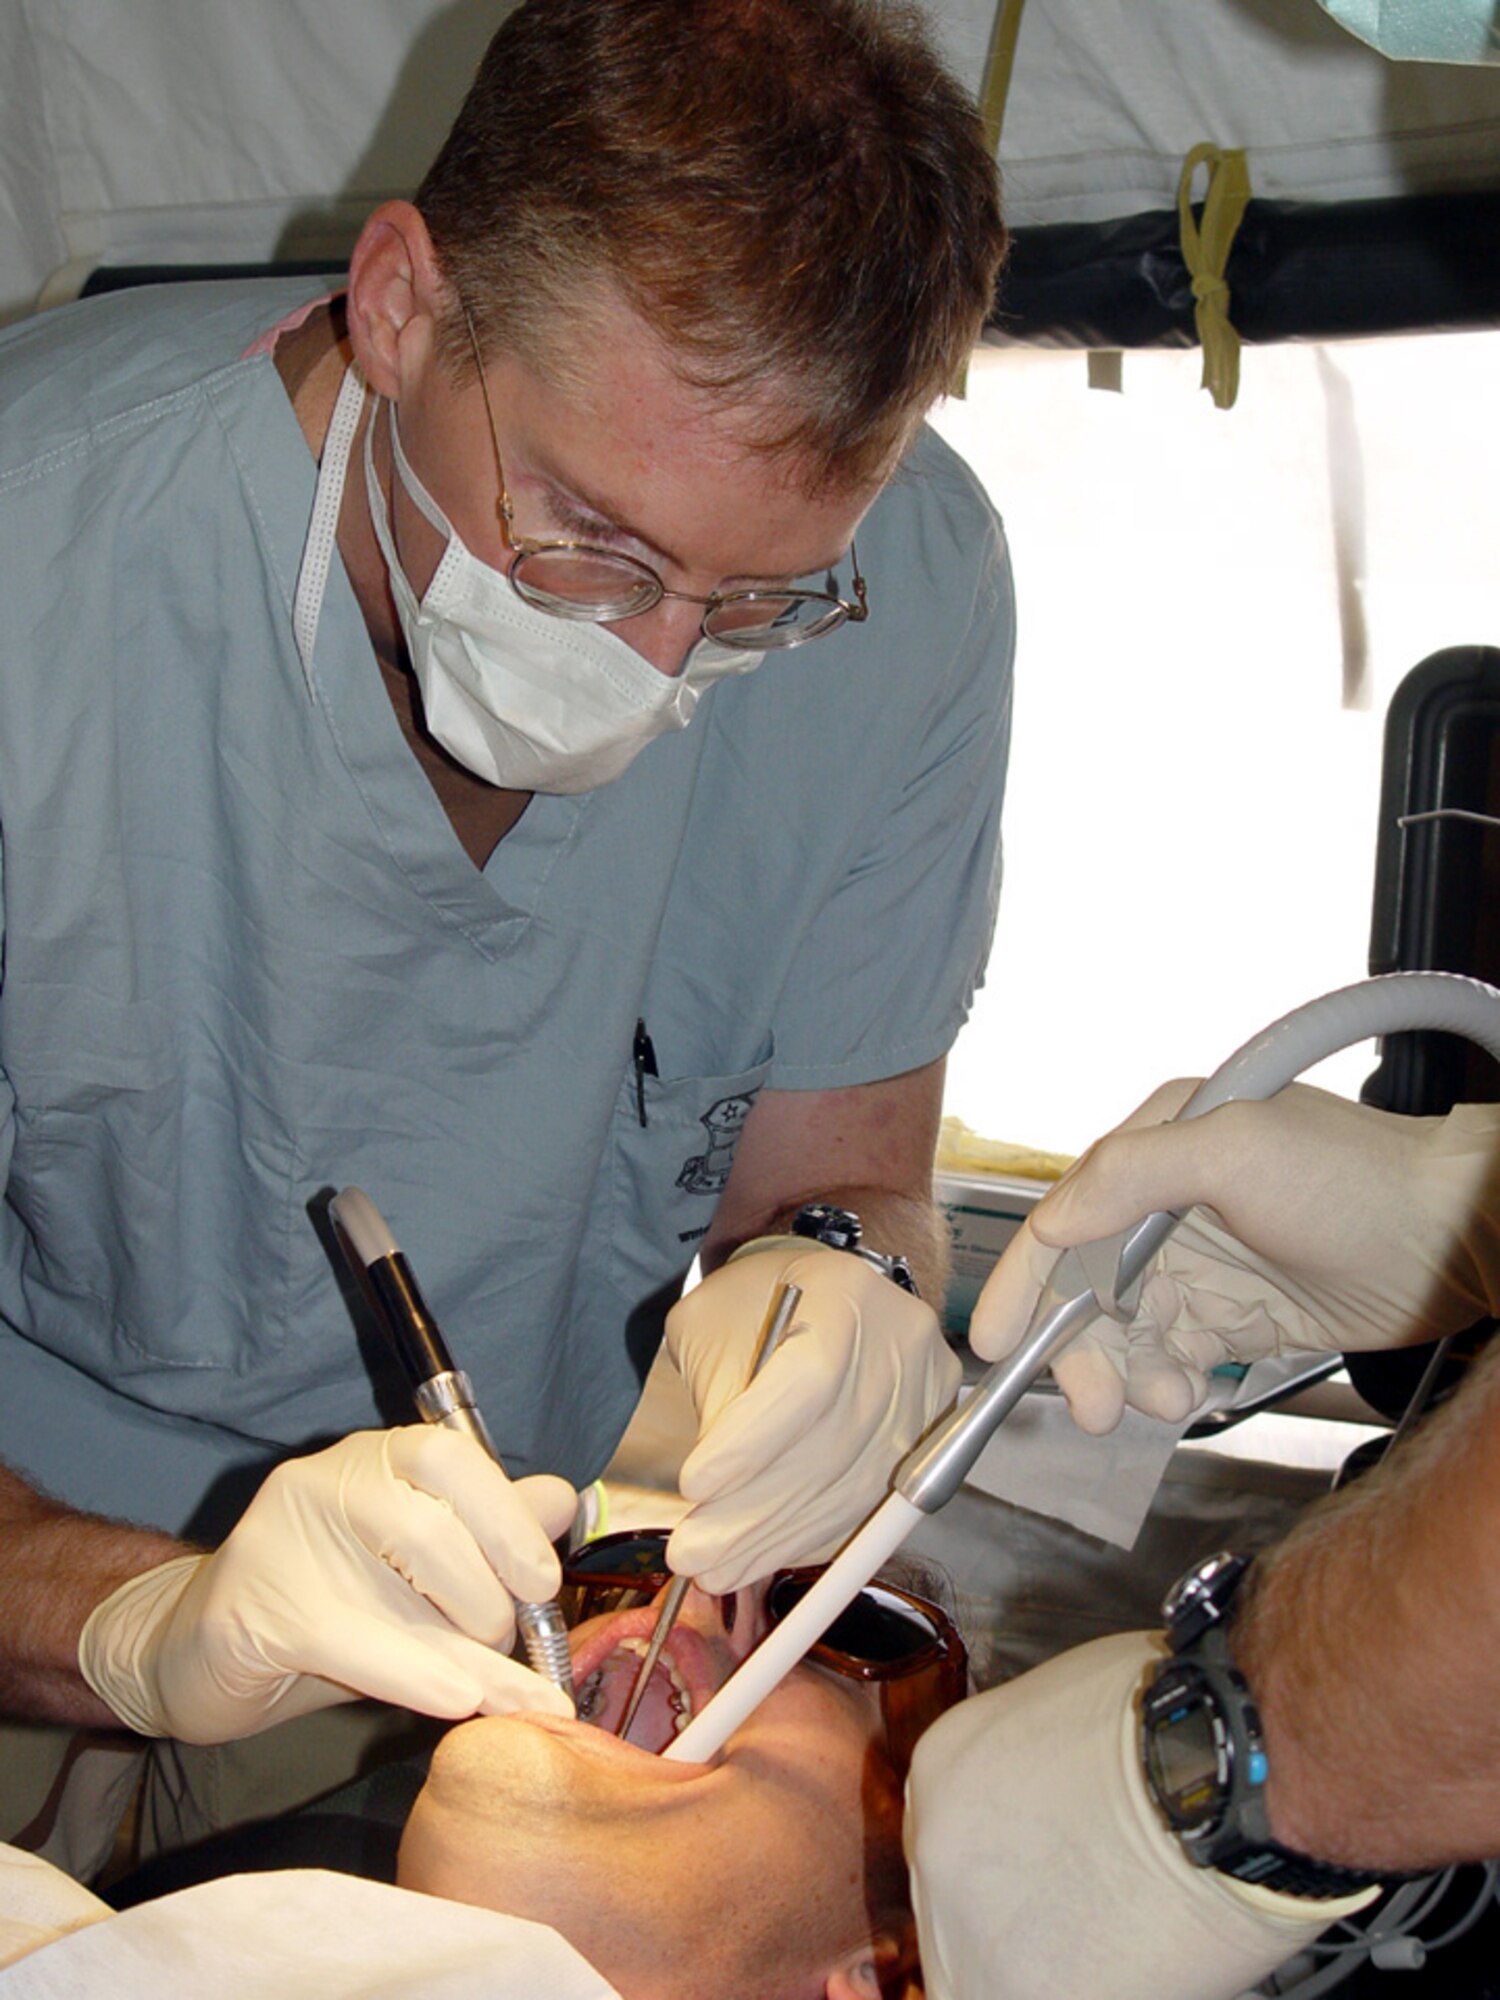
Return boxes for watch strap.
[1216,1842,1390,1899]
[1145,1553,1393,1898]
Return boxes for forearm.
[699,1064,952,1303]
[754,1184,952,1312]
[0,1464,189,1726]
[1234,1337,1500,1872]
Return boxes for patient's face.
[398,1582,908,1999]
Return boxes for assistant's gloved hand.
[971,1083,1500,1434]
[78,1427,578,1744]
[905,1631,1375,2000]
[664,1239,961,1592]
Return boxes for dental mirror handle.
[329,1185,575,1706]
[615,1573,692,1743]
[617,1275,803,1743]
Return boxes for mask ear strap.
[361,396,405,585]
[385,401,457,543]
[293,362,367,687]
[363,399,469,619]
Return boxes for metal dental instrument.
[329,1185,576,1708]
[615,1274,803,1744]
[666,970,1500,1763]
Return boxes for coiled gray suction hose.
[666,971,1500,1764]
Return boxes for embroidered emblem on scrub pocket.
[675,1092,759,1195]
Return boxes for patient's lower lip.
[518,1709,715,1774]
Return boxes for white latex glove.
[663,1239,961,1592]
[79,1427,578,1743]
[905,1631,1376,2000]
[971,1083,1500,1434]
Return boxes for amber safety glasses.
[562,1530,968,1775]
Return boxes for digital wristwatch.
[1141,1551,1388,1899]
[790,1202,920,1296]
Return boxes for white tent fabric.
[941,0,1500,223]
[2,0,1500,323]
[0,0,485,322]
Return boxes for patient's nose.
[662,1579,748,1652]
[700,1578,775,1661]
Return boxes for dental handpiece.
[329,1185,576,1708]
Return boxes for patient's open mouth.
[576,1637,693,1746]
[568,1607,723,1753]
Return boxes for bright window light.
[930,332,1500,1159]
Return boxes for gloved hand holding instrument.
[79,1185,578,1742]
[78,1425,576,1742]
[970,1081,1500,1434]
[663,1202,962,1593]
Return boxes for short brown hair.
[417,0,1006,487]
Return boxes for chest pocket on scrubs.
[608,1049,773,1297]
[7,1068,303,1384]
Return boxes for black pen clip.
[632,1018,658,1127]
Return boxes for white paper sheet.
[959,1357,1325,1549]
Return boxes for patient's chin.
[576,1640,694,1751]
[397,1724,550,1902]
[411,1714,544,1826]
[395,1786,454,1898]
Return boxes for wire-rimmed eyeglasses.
[561,1528,967,1776]
[461,306,870,651]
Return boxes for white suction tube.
[665,971,1500,1765]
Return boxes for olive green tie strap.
[952,0,1029,398]
[978,0,1029,155]
[1177,142,1252,409]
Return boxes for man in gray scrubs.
[0,0,1012,1867]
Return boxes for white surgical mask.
[293,363,760,794]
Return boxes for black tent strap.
[75,191,1500,349]
[989,190,1500,349]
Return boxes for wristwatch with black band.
[1141,1551,1390,1899]
[790,1202,920,1297]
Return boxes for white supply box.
[934,1169,1050,1341]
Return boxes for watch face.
[1142,1665,1234,1838]
[1145,1695,1223,1828]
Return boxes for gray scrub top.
[0,280,1014,1538]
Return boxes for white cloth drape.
[0,1845,619,1998]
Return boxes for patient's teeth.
[670,1662,692,1722]
[612,1637,693,1726]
